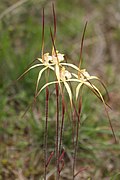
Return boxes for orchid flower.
[16,5,117,158]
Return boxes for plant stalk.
[55,83,59,179]
[73,98,82,179]
[59,97,65,155]
[44,87,49,180]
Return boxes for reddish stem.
[58,159,65,174]
[59,150,65,162]
[55,83,59,180]
[46,151,54,167]
[59,97,65,154]
[42,8,44,60]
[73,98,82,179]
[44,87,49,180]
[58,150,65,174]
[74,167,88,178]
[52,3,56,40]
[78,21,87,70]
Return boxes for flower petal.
[76,83,83,100]
[61,63,80,72]
[64,81,72,106]
[17,64,44,81]
[35,66,48,95]
[36,80,59,98]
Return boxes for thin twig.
[46,168,56,179]
[0,0,50,21]
[0,0,29,20]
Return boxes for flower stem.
[73,98,82,179]
[59,96,65,155]
[44,87,49,180]
[55,83,59,179]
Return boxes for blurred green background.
[0,0,120,179]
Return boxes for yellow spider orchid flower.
[51,50,64,64]
[16,5,116,144]
[35,66,73,105]
[60,67,72,81]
